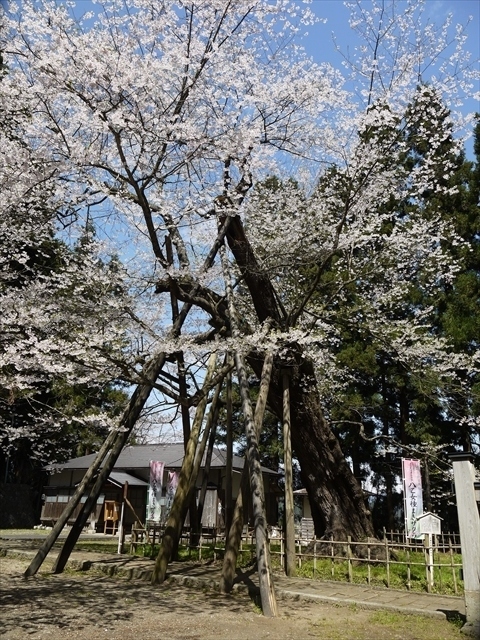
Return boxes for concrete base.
[465,589,480,637]
[461,621,480,638]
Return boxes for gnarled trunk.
[249,355,374,540]
[226,216,374,540]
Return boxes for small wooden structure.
[103,500,120,534]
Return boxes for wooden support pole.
[220,352,274,594]
[234,351,278,617]
[220,239,277,616]
[197,383,222,527]
[23,429,114,577]
[282,370,296,577]
[152,353,217,584]
[25,217,234,577]
[117,481,128,555]
[225,365,233,536]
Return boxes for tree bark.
[272,357,374,540]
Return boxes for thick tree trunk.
[225,216,374,541]
[274,358,374,540]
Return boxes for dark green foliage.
[330,99,480,531]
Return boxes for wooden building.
[41,443,279,533]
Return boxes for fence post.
[406,548,411,590]
[424,533,433,593]
[367,543,371,586]
[383,529,390,588]
[449,540,458,595]
[450,452,480,635]
[330,536,335,579]
[347,536,353,583]
[313,539,317,579]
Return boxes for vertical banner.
[147,460,164,522]
[402,458,423,539]
[165,470,179,518]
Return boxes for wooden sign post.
[450,452,480,636]
[417,512,442,592]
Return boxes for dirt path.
[0,557,463,640]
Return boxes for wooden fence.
[129,523,463,594]
[273,531,462,594]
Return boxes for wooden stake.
[282,370,296,577]
[117,482,128,554]
[234,351,278,617]
[225,364,233,535]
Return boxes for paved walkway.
[0,537,465,621]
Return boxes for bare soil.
[0,556,463,640]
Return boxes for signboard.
[417,512,442,536]
[402,458,423,539]
[147,460,164,522]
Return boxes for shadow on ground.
[0,570,249,637]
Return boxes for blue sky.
[303,0,479,61]
[302,1,480,154]
[4,0,479,148]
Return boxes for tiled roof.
[48,443,277,475]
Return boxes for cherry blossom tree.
[0,48,133,480]
[2,0,479,610]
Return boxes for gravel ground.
[0,556,463,640]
